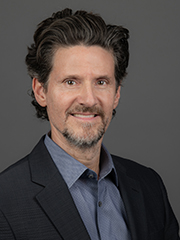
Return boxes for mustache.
[66,106,105,118]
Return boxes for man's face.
[33,45,120,149]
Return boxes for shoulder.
[0,137,46,205]
[0,153,31,189]
[0,154,33,211]
[0,135,46,182]
[112,154,153,174]
[112,154,169,213]
[111,154,164,189]
[0,155,30,183]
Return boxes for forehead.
[51,45,115,77]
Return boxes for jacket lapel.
[29,137,91,240]
[112,155,148,240]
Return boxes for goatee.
[62,105,108,149]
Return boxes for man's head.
[25,8,129,120]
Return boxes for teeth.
[73,114,95,118]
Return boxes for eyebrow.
[64,75,112,81]
[96,75,112,81]
[64,75,81,80]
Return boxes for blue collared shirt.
[44,135,131,240]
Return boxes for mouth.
[66,106,104,122]
[71,113,98,119]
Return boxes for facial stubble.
[61,106,108,149]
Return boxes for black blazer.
[0,136,179,240]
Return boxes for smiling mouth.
[72,113,98,118]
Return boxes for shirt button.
[98,201,102,207]
[88,174,94,179]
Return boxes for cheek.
[46,91,76,116]
[45,91,61,118]
[101,96,116,116]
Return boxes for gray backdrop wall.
[1,0,180,224]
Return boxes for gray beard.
[62,121,106,149]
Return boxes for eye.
[65,80,76,85]
[97,80,107,85]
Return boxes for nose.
[77,83,98,107]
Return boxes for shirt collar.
[44,134,118,188]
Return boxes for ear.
[32,78,47,107]
[113,86,121,109]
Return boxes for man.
[0,8,179,240]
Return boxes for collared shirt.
[45,134,131,240]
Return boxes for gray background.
[0,0,180,224]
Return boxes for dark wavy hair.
[25,8,129,120]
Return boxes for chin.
[62,128,105,149]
